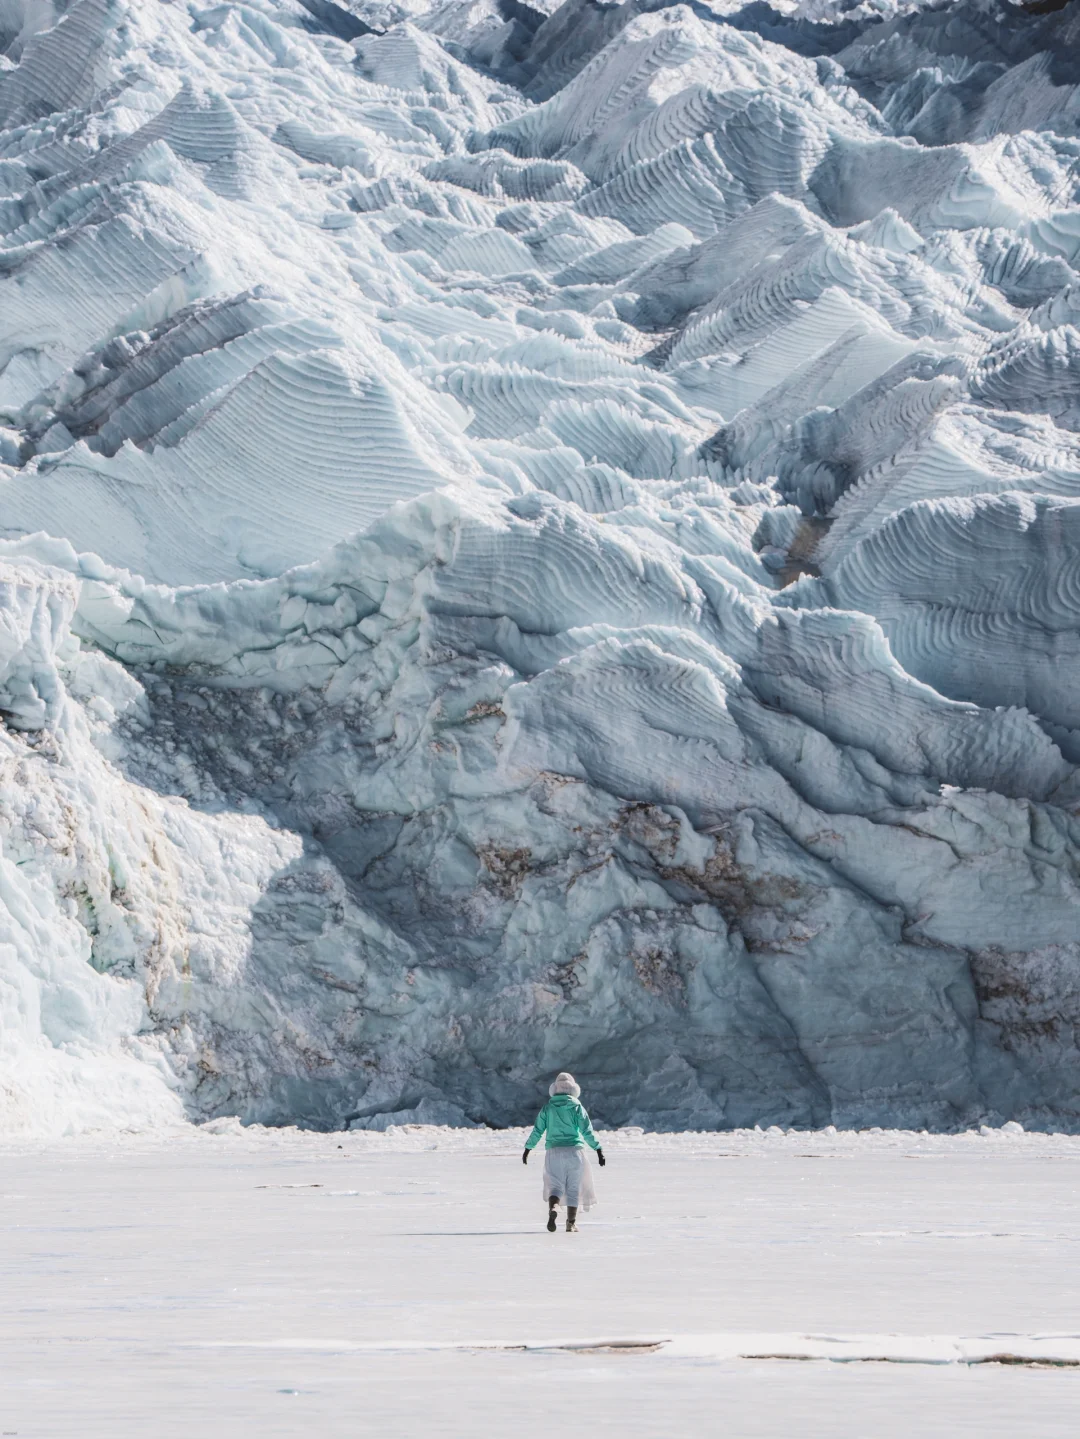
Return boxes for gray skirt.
[541,1146,597,1210]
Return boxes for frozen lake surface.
[2,1125,1080,1436]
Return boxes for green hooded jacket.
[525,1093,601,1151]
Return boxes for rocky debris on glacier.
[2,0,1080,1135]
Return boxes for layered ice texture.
[3,0,1080,1134]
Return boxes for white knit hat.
[549,1072,581,1097]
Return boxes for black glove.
[522,1147,530,1164]
[597,1147,606,1167]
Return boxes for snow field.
[2,1126,1080,1436]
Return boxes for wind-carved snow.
[2,0,1080,1135]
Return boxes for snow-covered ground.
[3,1126,1080,1436]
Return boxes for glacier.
[2,0,1080,1135]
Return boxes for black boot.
[566,1205,578,1233]
[547,1197,558,1232]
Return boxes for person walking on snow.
[522,1072,605,1232]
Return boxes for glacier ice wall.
[3,0,1080,1132]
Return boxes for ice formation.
[2,0,1080,1135]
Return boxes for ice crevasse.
[3,0,1080,1134]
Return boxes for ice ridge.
[2,0,1080,1134]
